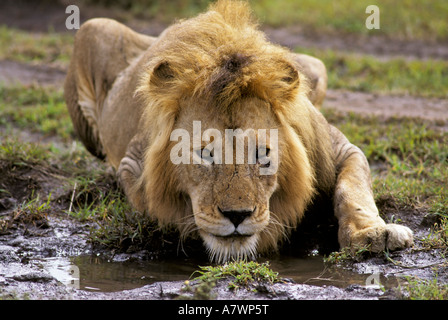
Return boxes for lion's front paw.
[350,223,413,252]
[385,224,414,250]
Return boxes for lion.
[64,0,413,262]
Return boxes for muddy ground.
[1,2,448,301]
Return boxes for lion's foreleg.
[117,135,146,212]
[330,126,413,252]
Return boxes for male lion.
[64,0,413,262]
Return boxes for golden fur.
[133,0,335,255]
[65,0,413,262]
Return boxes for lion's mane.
[133,0,336,253]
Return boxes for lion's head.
[133,0,335,262]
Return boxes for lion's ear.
[281,62,299,86]
[150,61,174,86]
[266,61,300,102]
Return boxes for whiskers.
[257,211,292,251]
[172,213,198,256]
[174,213,197,237]
[269,211,293,238]
[171,210,292,263]
[204,233,259,264]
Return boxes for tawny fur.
[65,0,413,262]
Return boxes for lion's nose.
[219,207,255,228]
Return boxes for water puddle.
[266,255,399,290]
[42,255,201,292]
[42,257,82,289]
[42,254,400,292]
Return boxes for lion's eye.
[256,147,271,168]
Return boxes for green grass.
[5,25,447,99]
[323,244,372,264]
[406,276,448,300]
[84,191,159,250]
[253,0,448,41]
[420,215,448,249]
[77,180,183,253]
[0,26,73,65]
[1,2,447,100]
[1,1,446,44]
[0,138,53,164]
[193,261,280,289]
[182,260,280,298]
[0,85,74,140]
[296,47,448,98]
[84,0,448,41]
[0,192,51,233]
[181,260,280,298]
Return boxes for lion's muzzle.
[194,205,270,262]
[218,206,255,230]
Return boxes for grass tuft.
[193,261,280,291]
[0,192,51,233]
[406,275,448,300]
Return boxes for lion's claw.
[350,223,413,252]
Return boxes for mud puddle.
[267,255,400,290]
[41,255,201,292]
[37,252,401,294]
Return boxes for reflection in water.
[42,257,80,289]
[43,254,399,292]
[266,255,398,289]
[72,255,201,292]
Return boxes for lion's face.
[136,4,332,262]
[172,96,281,262]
